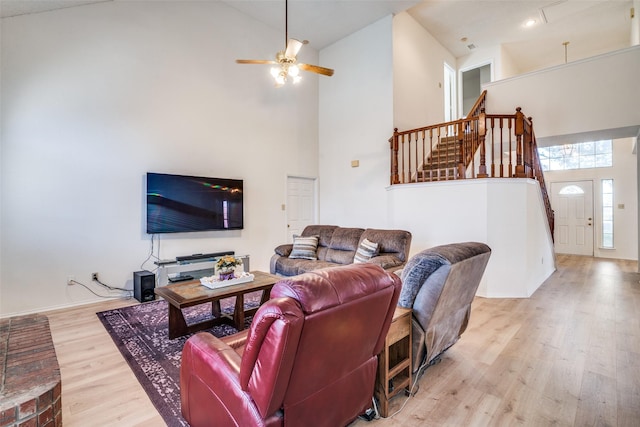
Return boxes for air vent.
[467,44,476,50]
[541,0,594,23]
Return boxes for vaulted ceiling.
[0,0,635,73]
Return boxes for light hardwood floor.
[44,255,640,426]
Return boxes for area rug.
[97,293,261,427]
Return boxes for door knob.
[287,224,290,228]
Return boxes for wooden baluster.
[415,131,420,182]
[420,130,426,182]
[401,133,407,183]
[390,128,400,185]
[490,117,495,178]
[443,125,448,180]
[499,118,505,177]
[465,121,469,178]
[449,125,454,180]
[477,110,488,178]
[436,126,442,181]
[470,119,476,178]
[515,107,526,177]
[457,121,464,179]
[447,124,451,180]
[407,132,413,182]
[429,128,435,181]
[508,117,513,177]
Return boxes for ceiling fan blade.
[236,59,277,65]
[299,63,335,77]
[285,38,304,58]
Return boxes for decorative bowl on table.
[200,271,254,289]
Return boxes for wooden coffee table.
[154,271,280,339]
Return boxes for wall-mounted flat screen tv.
[146,172,243,234]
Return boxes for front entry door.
[286,176,316,242]
[551,180,594,256]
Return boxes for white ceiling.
[408,0,634,72]
[0,0,111,18]
[0,0,634,72]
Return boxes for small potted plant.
[216,255,243,281]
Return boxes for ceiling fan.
[235,0,334,87]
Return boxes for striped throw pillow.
[354,238,379,263]
[289,235,319,260]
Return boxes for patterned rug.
[97,293,262,427]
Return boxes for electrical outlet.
[67,276,75,285]
[92,272,99,281]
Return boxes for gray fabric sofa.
[270,225,412,276]
[398,242,491,373]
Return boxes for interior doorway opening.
[461,63,491,116]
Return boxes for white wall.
[544,138,638,260]
[317,12,461,228]
[318,16,393,227]
[392,12,456,130]
[0,20,3,314]
[484,46,640,143]
[499,45,521,79]
[388,179,556,298]
[458,44,523,83]
[0,2,320,316]
[634,0,640,45]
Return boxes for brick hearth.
[0,314,62,427]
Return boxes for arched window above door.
[558,185,585,195]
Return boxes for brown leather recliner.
[180,263,402,427]
[398,242,492,373]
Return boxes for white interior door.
[551,180,594,256]
[286,176,316,242]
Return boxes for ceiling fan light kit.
[236,0,334,87]
[270,61,301,87]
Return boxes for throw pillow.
[289,235,319,260]
[274,244,293,257]
[354,238,379,263]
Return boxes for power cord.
[140,233,161,272]
[383,356,435,419]
[68,279,133,299]
[360,359,430,422]
[386,370,422,418]
[92,276,133,294]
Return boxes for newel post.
[514,107,526,178]
[390,128,400,185]
[477,108,488,178]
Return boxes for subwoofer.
[134,270,156,303]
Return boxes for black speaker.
[134,270,156,303]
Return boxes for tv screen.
[146,172,243,234]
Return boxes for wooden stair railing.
[408,91,488,182]
[515,109,555,239]
[389,95,554,239]
[466,90,486,119]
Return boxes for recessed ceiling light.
[460,37,468,43]
[524,19,537,27]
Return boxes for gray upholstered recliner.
[398,242,491,373]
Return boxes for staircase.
[416,136,459,181]
[389,91,555,239]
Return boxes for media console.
[155,252,250,287]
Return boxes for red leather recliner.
[180,263,402,427]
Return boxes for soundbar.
[176,251,235,262]
[168,274,194,283]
